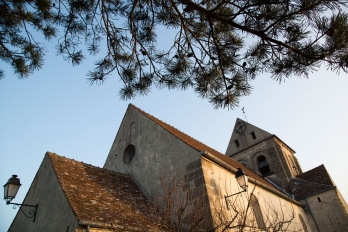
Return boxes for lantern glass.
[235,168,248,190]
[3,175,21,203]
[4,184,8,200]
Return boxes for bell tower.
[226,118,302,192]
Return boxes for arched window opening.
[234,139,240,147]
[250,194,266,229]
[298,214,308,232]
[251,132,256,139]
[257,156,271,175]
[123,144,136,164]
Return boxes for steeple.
[225,118,273,157]
[225,118,302,192]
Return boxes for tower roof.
[225,118,294,157]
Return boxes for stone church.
[8,104,348,231]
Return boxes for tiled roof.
[290,165,335,200]
[48,152,159,229]
[296,164,334,186]
[131,105,278,192]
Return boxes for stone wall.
[103,106,213,229]
[230,137,300,192]
[104,106,203,204]
[225,118,273,156]
[306,189,348,231]
[201,157,318,232]
[8,154,78,232]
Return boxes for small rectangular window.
[234,139,240,147]
[251,132,256,139]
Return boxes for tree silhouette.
[105,173,305,231]
[1,0,348,108]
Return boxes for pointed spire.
[225,118,273,156]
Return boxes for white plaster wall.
[201,157,317,232]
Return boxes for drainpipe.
[86,224,90,232]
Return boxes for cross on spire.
[241,107,248,122]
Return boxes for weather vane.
[241,107,248,122]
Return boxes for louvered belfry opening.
[257,156,270,176]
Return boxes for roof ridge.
[129,104,280,193]
[47,151,130,177]
[298,164,325,175]
[292,177,334,187]
[46,152,80,219]
[47,151,157,226]
[130,104,223,155]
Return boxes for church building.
[7,104,348,231]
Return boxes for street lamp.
[235,168,248,190]
[3,175,38,222]
[4,175,21,204]
[225,168,248,210]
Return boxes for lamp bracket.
[224,189,247,210]
[7,202,38,222]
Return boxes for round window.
[123,144,136,164]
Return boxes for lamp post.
[3,175,38,222]
[224,168,248,210]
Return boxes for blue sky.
[1,28,348,230]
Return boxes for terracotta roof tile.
[48,152,159,229]
[131,105,278,192]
